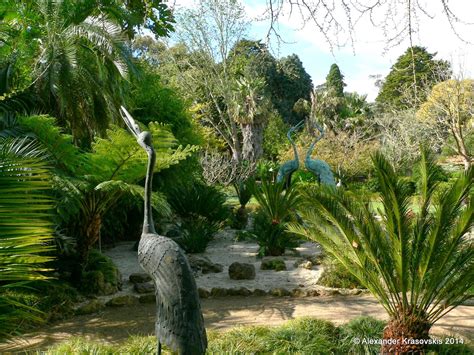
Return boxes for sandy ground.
[104,231,324,297]
[1,295,472,352]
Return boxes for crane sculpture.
[304,122,336,186]
[276,120,304,187]
[120,106,207,355]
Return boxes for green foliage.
[232,177,254,229]
[376,46,451,110]
[326,63,346,97]
[251,179,300,256]
[0,137,54,341]
[263,111,289,160]
[80,250,119,295]
[338,317,386,354]
[290,149,473,330]
[167,182,230,252]
[318,256,365,289]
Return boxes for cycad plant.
[0,137,54,340]
[251,179,300,256]
[232,177,253,229]
[290,150,473,353]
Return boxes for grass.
[37,316,473,354]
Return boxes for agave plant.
[290,150,473,353]
[0,137,54,340]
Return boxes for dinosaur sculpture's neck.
[306,140,317,160]
[143,148,156,235]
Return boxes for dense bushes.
[318,256,366,289]
[80,250,121,295]
[166,182,231,252]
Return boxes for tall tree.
[376,46,451,110]
[273,54,313,125]
[325,63,345,97]
[417,79,473,170]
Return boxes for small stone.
[253,289,267,296]
[134,282,155,294]
[188,255,224,274]
[298,261,313,270]
[210,287,228,297]
[306,255,323,265]
[306,290,320,297]
[129,273,151,284]
[319,289,340,296]
[339,289,362,296]
[106,295,138,307]
[227,287,252,296]
[139,294,156,304]
[228,262,256,280]
[291,288,307,297]
[198,288,210,298]
[261,258,287,271]
[269,288,291,297]
[75,300,105,315]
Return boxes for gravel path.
[1,295,472,352]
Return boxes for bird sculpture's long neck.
[288,132,299,162]
[143,148,156,235]
[306,140,317,160]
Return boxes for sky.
[172,0,474,101]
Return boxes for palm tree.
[0,137,54,340]
[290,150,473,353]
[3,0,132,146]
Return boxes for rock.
[253,289,267,296]
[227,287,252,296]
[338,289,362,296]
[306,254,323,265]
[306,290,320,297]
[188,255,224,274]
[198,288,210,299]
[210,287,228,297]
[129,273,151,284]
[269,288,291,297]
[228,262,256,280]
[134,282,155,294]
[319,289,340,296]
[106,295,138,307]
[291,288,307,297]
[75,300,105,315]
[260,258,287,271]
[139,294,156,304]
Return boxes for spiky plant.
[0,137,54,340]
[232,177,253,229]
[290,150,473,353]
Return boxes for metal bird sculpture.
[276,120,304,187]
[120,106,207,355]
[304,122,336,186]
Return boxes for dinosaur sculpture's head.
[138,131,153,150]
[120,106,154,152]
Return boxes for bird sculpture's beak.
[120,106,142,138]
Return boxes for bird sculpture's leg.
[157,340,162,355]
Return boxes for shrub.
[232,178,253,229]
[166,182,230,252]
[79,250,120,295]
[318,256,366,289]
[250,179,300,256]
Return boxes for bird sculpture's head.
[120,106,154,152]
[287,120,304,138]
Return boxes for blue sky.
[174,0,474,101]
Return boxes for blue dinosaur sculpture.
[276,120,304,187]
[304,123,336,187]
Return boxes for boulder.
[106,295,138,307]
[188,255,224,274]
[198,288,210,299]
[75,300,105,315]
[228,262,256,280]
[227,287,252,296]
[261,258,287,271]
[269,288,291,297]
[252,289,267,296]
[291,288,307,297]
[139,294,156,304]
[134,282,155,294]
[210,287,228,297]
[129,273,151,284]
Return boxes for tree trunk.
[78,214,101,264]
[241,123,264,162]
[452,124,471,171]
[382,307,431,354]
